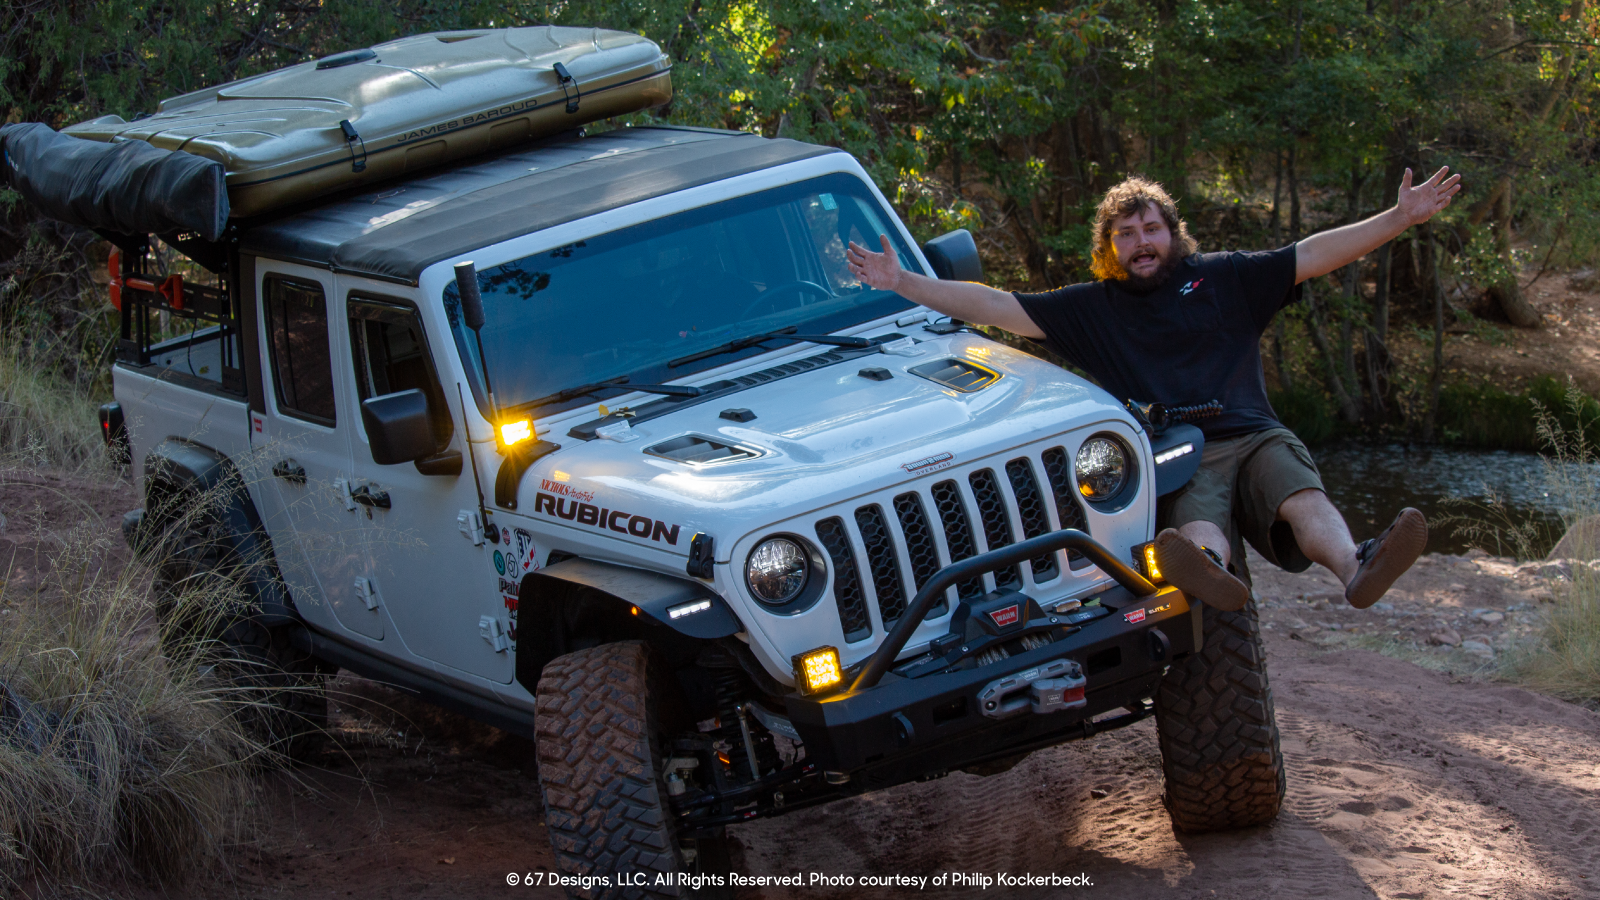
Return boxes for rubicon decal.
[901,451,955,474]
[1124,608,1147,624]
[533,492,682,545]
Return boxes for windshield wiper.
[668,326,875,368]
[527,376,706,409]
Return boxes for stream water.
[1312,443,1599,559]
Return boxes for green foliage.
[1437,376,1600,452]
[1269,382,1339,446]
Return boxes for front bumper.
[783,528,1196,777]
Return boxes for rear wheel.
[1153,598,1285,832]
[535,641,729,899]
[152,500,328,762]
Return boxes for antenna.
[454,261,499,423]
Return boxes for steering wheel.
[738,280,833,322]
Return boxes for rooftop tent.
[0,123,229,241]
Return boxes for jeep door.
[340,288,514,684]
[250,264,384,641]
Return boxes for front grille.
[816,444,1100,643]
[1041,447,1092,568]
[815,517,872,643]
[855,505,907,629]
[1006,457,1059,582]
[968,468,1021,589]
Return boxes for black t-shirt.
[1014,246,1300,440]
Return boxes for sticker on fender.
[1124,608,1147,624]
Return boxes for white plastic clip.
[595,419,641,443]
[457,509,484,545]
[479,615,509,652]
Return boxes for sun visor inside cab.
[0,123,228,241]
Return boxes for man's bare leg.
[1276,488,1359,585]
[1157,520,1249,610]
[1178,520,1231,565]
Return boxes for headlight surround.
[1075,436,1129,502]
[746,537,810,606]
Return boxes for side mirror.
[920,229,983,282]
[361,389,436,465]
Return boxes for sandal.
[1345,508,1428,609]
[1153,528,1250,611]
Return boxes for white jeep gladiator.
[25,114,1282,894]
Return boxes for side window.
[263,276,337,425]
[348,297,453,453]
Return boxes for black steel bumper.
[783,529,1197,777]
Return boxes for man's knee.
[1177,519,1230,562]
[1276,487,1330,521]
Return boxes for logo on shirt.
[1179,279,1205,296]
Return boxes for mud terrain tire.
[1154,598,1285,832]
[152,502,328,762]
[535,641,727,899]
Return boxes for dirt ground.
[1435,267,1600,396]
[6,474,1600,900]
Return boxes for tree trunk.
[1488,185,1542,327]
[1305,284,1362,424]
[1421,223,1445,441]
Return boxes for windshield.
[444,173,918,417]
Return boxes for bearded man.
[845,169,1461,611]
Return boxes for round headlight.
[1075,437,1127,501]
[746,537,809,605]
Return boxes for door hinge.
[458,509,485,545]
[479,614,509,652]
[354,577,379,611]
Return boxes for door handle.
[272,459,306,484]
[350,484,391,509]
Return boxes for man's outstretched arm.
[1295,166,1463,284]
[846,235,1045,338]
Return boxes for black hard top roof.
[239,126,841,285]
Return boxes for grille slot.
[968,468,1021,589]
[1005,457,1059,582]
[1041,446,1092,568]
[893,491,948,616]
[930,479,986,601]
[855,504,907,628]
[815,517,872,642]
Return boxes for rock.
[1090,788,1109,799]
[1465,548,1490,559]
[1478,612,1504,625]
[1429,629,1463,647]
[1460,640,1495,659]
[1283,616,1309,630]
[1547,515,1600,561]
[1373,602,1394,611]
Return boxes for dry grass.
[1499,383,1600,706]
[0,492,273,893]
[0,335,109,475]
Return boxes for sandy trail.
[6,473,1599,899]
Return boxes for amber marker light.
[1132,541,1164,583]
[500,418,533,447]
[793,646,843,696]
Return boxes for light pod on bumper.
[793,646,842,695]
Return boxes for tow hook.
[976,657,1087,720]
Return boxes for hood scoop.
[910,358,1001,392]
[646,434,763,466]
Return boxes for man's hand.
[1395,166,1463,227]
[1295,166,1465,283]
[846,235,904,293]
[841,232,1045,338]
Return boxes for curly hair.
[1088,177,1199,281]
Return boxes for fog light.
[793,646,842,695]
[500,419,533,446]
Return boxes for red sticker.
[1124,608,1147,624]
[988,604,1020,628]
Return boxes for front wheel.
[1153,598,1286,832]
[535,641,729,899]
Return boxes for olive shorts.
[1158,426,1323,580]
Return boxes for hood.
[517,334,1137,559]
